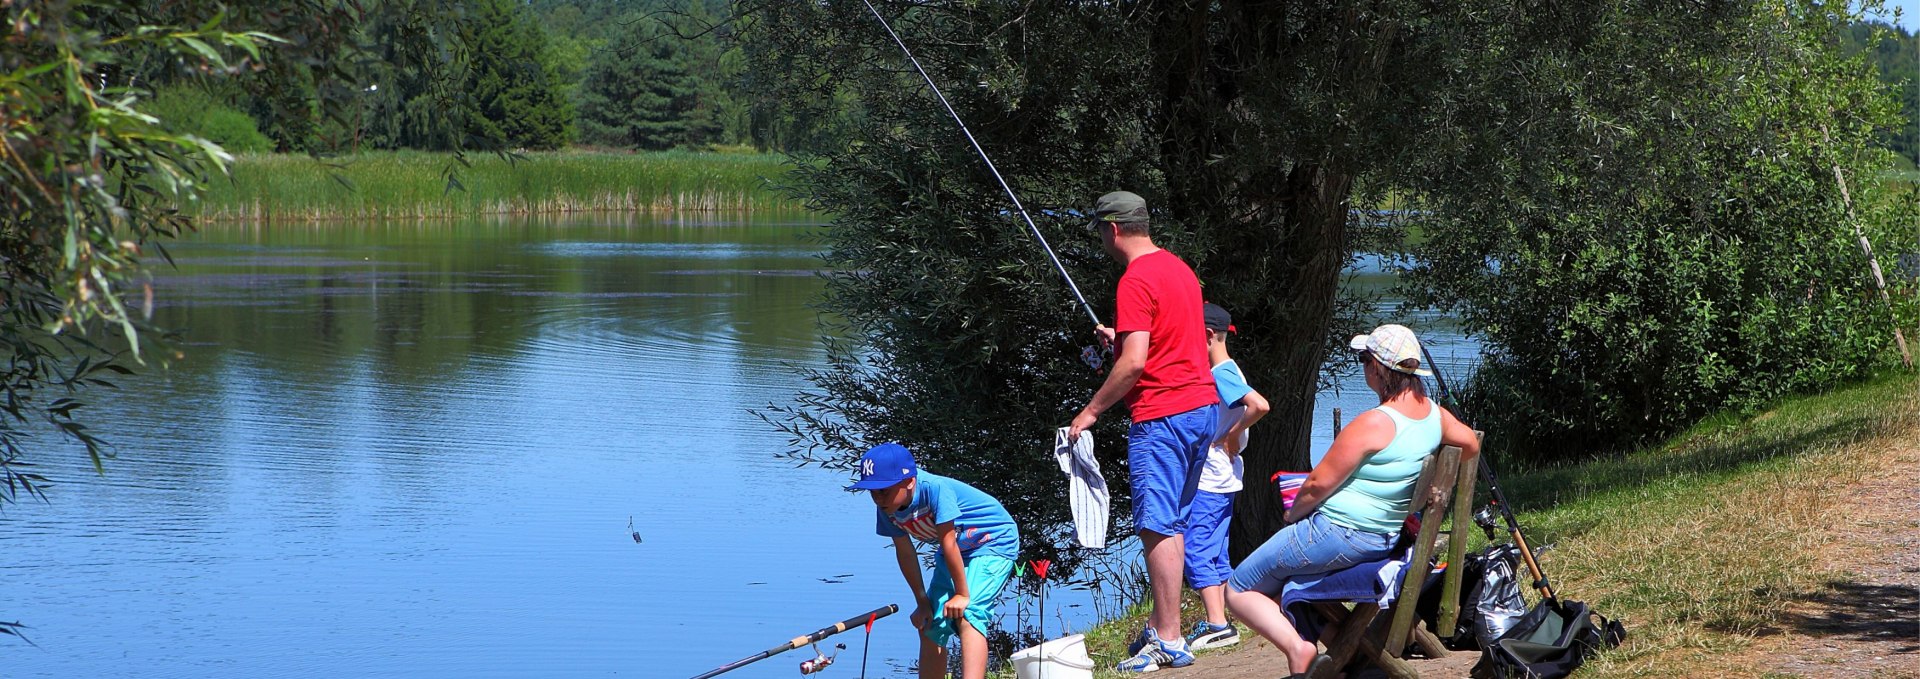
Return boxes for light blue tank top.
[1318,401,1443,535]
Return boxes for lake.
[0,215,1474,678]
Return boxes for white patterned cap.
[1348,324,1433,377]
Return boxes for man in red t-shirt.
[1067,191,1220,672]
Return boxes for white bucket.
[1010,634,1095,679]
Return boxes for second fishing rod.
[1419,345,1558,603]
[857,0,1103,335]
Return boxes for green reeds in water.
[194,150,800,222]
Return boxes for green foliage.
[577,19,697,150]
[1400,1,1915,460]
[0,1,282,501]
[142,86,273,154]
[461,0,573,150]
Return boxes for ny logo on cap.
[861,459,876,477]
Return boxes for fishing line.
[858,0,1102,328]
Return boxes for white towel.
[1053,427,1109,549]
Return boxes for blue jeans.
[1227,512,1395,595]
[1127,403,1220,536]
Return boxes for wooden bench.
[1305,442,1479,679]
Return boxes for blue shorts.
[1127,403,1220,536]
[1183,489,1235,589]
[924,554,1014,648]
[1227,512,1395,595]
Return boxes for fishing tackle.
[797,643,844,675]
[688,604,895,679]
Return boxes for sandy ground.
[1152,632,1480,679]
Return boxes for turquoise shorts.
[924,554,1014,648]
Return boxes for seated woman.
[1225,324,1480,678]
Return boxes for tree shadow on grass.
[1497,410,1900,518]
[1767,580,1920,653]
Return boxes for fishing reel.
[798,643,845,675]
[1080,345,1107,371]
[1473,503,1501,541]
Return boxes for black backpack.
[1471,598,1627,679]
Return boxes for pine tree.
[576,18,695,150]
[461,0,571,150]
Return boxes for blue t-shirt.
[1200,359,1253,493]
[875,472,1020,560]
[1213,359,1253,408]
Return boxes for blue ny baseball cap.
[846,442,918,491]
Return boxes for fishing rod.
[858,0,1102,329]
[1419,345,1559,603]
[688,604,898,679]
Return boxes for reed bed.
[196,150,800,222]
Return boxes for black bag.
[1471,599,1626,679]
[1414,542,1526,651]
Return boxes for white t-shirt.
[1197,360,1252,494]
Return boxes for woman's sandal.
[1284,653,1334,679]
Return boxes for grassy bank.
[1029,370,1918,678]
[195,150,801,221]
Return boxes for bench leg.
[1311,603,1379,679]
[1359,633,1422,679]
[1410,620,1450,659]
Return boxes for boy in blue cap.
[850,442,1020,679]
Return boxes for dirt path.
[1724,431,1920,679]
[1155,633,1480,679]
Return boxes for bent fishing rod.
[688,604,897,679]
[859,0,1102,329]
[1419,345,1560,603]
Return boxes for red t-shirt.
[1114,250,1217,421]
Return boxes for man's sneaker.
[1115,635,1195,673]
[1186,620,1239,650]
[1125,626,1155,657]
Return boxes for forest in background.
[135,2,1918,166]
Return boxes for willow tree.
[748,1,1474,567]
[746,0,1907,566]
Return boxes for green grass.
[1019,370,1919,678]
[194,150,802,221]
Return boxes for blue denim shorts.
[1227,512,1395,595]
[1127,403,1220,536]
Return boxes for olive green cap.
[1088,191,1149,227]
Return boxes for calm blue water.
[0,216,1470,677]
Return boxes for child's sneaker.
[1186,620,1239,650]
[1115,634,1194,673]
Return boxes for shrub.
[143,86,273,154]
[1400,2,1916,461]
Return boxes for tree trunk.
[1148,5,1356,564]
[1225,164,1352,563]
